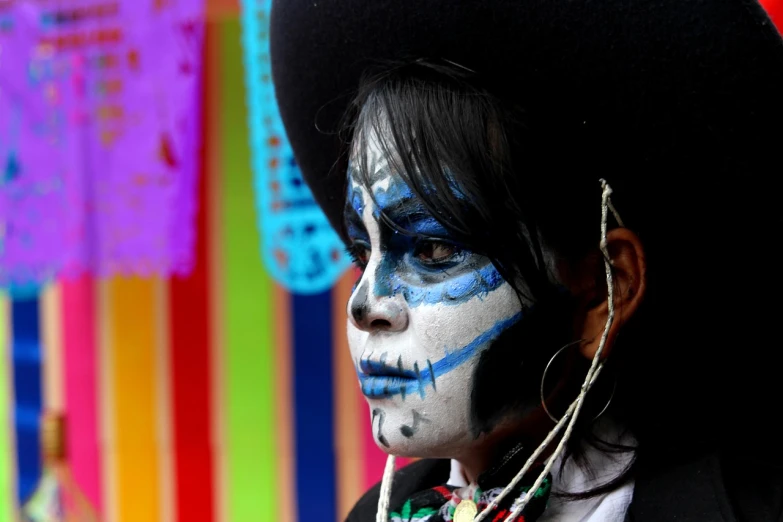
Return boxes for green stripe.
[0,293,12,522]
[220,19,278,522]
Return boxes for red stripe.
[760,0,783,32]
[168,32,214,522]
[61,275,102,512]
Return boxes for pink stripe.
[61,275,102,512]
[360,395,384,490]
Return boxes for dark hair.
[338,58,783,496]
[344,59,585,302]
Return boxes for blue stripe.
[292,291,336,521]
[12,296,42,503]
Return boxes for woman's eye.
[415,241,458,264]
[356,245,371,266]
[347,242,371,268]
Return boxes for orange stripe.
[98,279,118,522]
[156,283,175,522]
[207,0,240,19]
[40,284,64,411]
[106,277,162,522]
[334,272,364,519]
[273,284,295,522]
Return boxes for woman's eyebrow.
[380,195,424,220]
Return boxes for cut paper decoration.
[240,0,351,294]
[0,0,205,286]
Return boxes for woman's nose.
[348,278,408,333]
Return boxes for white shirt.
[448,420,635,522]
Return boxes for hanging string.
[498,179,620,521]
[376,454,397,522]
[473,364,605,521]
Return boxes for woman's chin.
[371,429,468,460]
[363,380,477,459]
[374,435,421,458]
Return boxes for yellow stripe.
[106,277,162,522]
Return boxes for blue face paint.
[356,311,523,399]
[345,182,368,243]
[344,151,537,449]
[367,174,504,307]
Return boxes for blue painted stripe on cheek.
[357,311,523,398]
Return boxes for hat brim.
[270,0,783,237]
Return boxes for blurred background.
[0,0,780,521]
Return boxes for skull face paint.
[344,132,526,458]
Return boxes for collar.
[447,419,637,521]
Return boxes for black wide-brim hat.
[270,1,783,439]
[270,0,783,239]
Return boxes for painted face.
[345,132,526,458]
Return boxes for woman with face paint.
[270,1,783,521]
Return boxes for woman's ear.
[575,228,647,360]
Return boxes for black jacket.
[347,453,783,521]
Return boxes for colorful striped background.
[0,8,400,522]
[6,1,779,520]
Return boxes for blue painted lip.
[358,374,418,398]
[359,355,416,377]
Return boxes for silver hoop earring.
[540,340,616,423]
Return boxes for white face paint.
[344,132,525,458]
